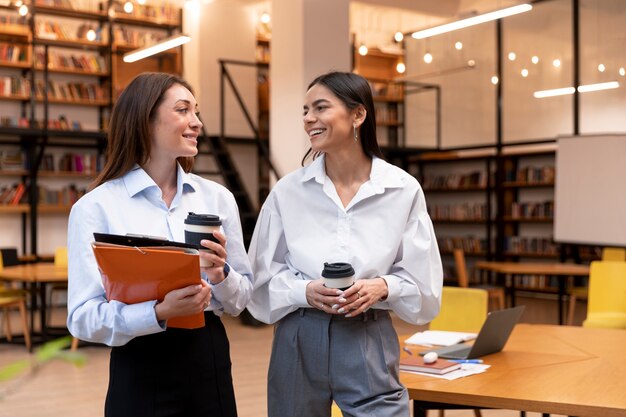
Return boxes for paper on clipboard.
[91,242,205,329]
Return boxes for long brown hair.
[91,72,195,189]
[302,71,384,166]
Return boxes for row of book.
[40,152,103,173]
[0,116,85,130]
[422,171,489,190]
[35,21,108,43]
[503,236,559,256]
[0,76,30,97]
[0,150,24,171]
[35,0,100,12]
[34,50,107,73]
[0,42,28,64]
[34,79,108,102]
[0,13,27,27]
[437,236,488,254]
[505,165,555,184]
[110,1,181,24]
[113,27,166,48]
[0,182,87,206]
[0,183,27,205]
[428,203,487,221]
[508,200,554,219]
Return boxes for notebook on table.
[420,306,525,360]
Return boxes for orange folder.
[91,242,205,329]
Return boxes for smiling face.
[149,83,202,163]
[303,84,360,155]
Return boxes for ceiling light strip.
[123,34,191,63]
[411,4,533,40]
[533,81,620,98]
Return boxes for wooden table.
[0,263,68,346]
[402,324,626,417]
[474,261,590,324]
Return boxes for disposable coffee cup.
[184,212,221,267]
[322,262,355,291]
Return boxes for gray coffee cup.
[184,212,221,267]
[322,262,355,290]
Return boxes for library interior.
[1,0,625,416]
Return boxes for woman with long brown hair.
[67,72,252,417]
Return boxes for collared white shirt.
[67,164,253,346]
[247,156,442,324]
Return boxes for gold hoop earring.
[353,124,358,142]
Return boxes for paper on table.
[404,330,477,346]
[401,364,490,380]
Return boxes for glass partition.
[580,0,626,133]
[502,0,573,142]
[405,22,496,148]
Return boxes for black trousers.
[105,311,238,417]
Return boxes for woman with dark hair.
[248,71,443,416]
[67,72,253,417]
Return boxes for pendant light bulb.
[394,31,404,42]
[358,44,368,56]
[423,52,433,64]
[86,28,96,41]
[123,1,134,14]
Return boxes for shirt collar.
[300,154,405,190]
[123,163,198,198]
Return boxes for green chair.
[582,261,626,329]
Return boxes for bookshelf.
[0,0,184,256]
[353,47,405,147]
[409,147,601,293]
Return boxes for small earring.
[353,124,358,142]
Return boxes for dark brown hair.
[302,71,384,165]
[91,72,195,189]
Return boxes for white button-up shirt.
[67,164,253,346]
[247,156,442,324]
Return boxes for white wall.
[270,0,351,177]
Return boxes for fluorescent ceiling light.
[533,81,619,98]
[123,34,191,63]
[411,4,533,39]
[577,81,619,93]
[533,87,575,98]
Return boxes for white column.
[271,0,351,177]
[184,0,257,138]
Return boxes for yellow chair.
[429,286,488,333]
[453,249,505,312]
[567,247,626,325]
[582,261,626,329]
[0,254,32,350]
[420,286,488,417]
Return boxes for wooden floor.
[0,293,581,416]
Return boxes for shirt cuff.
[289,279,311,308]
[380,274,401,304]
[211,268,240,299]
[120,300,166,335]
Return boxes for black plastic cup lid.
[322,262,355,279]
[184,212,222,226]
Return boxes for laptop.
[420,306,525,360]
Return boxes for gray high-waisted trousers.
[268,308,409,417]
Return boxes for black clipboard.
[93,232,215,250]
